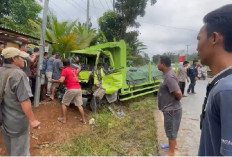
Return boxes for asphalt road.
[177,79,210,155]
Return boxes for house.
[0,25,52,51]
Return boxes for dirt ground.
[0,99,92,156]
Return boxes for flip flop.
[161,144,169,149]
[58,117,66,124]
[161,144,178,149]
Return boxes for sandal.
[49,97,54,101]
[80,118,87,124]
[58,117,66,124]
[161,144,169,149]
[161,143,178,149]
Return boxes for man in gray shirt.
[45,52,57,96]
[50,53,63,101]
[71,56,81,70]
[0,47,40,156]
[158,56,182,156]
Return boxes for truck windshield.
[71,54,97,71]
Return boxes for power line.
[153,24,197,32]
[98,0,106,11]
[79,0,89,11]
[48,4,66,19]
[89,0,103,10]
[105,0,111,10]
[70,0,86,13]
[49,0,73,20]
[91,0,100,21]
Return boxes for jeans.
[179,81,186,95]
[187,77,196,93]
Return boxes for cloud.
[136,0,231,57]
[47,0,232,58]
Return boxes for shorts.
[163,109,182,140]
[52,83,60,88]
[62,89,82,107]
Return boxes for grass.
[58,94,159,156]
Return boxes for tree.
[115,0,156,28]
[152,54,161,64]
[163,52,179,63]
[98,11,123,42]
[131,40,147,55]
[98,0,156,56]
[152,52,199,65]
[0,0,42,36]
[127,55,146,66]
[186,53,199,62]
[143,53,150,64]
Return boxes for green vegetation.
[99,0,157,57]
[58,95,159,156]
[0,0,42,36]
[152,52,199,64]
[0,0,155,66]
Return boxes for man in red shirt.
[53,59,86,124]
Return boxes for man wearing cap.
[0,47,40,156]
[19,43,39,78]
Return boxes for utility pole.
[34,0,49,107]
[113,0,115,12]
[186,44,190,61]
[86,0,90,30]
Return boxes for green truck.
[70,40,162,104]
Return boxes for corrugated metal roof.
[0,25,53,44]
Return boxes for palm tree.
[73,23,97,50]
[131,40,147,56]
[29,14,100,58]
[46,15,78,58]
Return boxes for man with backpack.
[187,60,198,94]
[0,47,40,156]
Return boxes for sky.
[45,0,232,58]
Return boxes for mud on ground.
[0,99,91,156]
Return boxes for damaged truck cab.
[70,40,161,104]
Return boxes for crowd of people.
[157,4,232,156]
[0,44,86,156]
[0,4,232,156]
